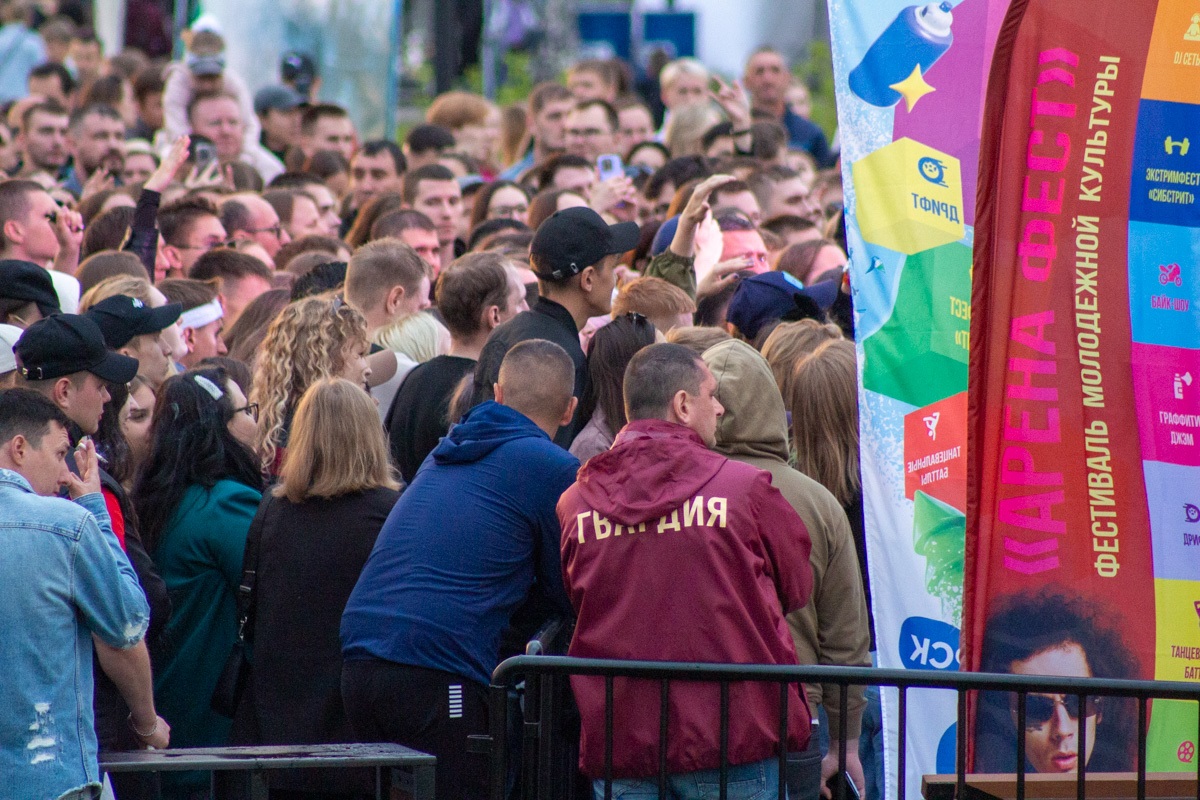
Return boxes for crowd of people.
[0,5,896,800]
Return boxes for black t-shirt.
[385,355,477,483]
[470,297,588,448]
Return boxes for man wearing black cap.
[471,206,638,447]
[0,259,61,328]
[15,316,174,775]
[85,294,182,391]
[14,315,135,437]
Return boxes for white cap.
[0,323,22,374]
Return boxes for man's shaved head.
[497,339,575,424]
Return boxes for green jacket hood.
[702,339,791,464]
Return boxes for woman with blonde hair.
[788,339,859,507]
[231,378,399,794]
[374,311,451,365]
[761,318,843,399]
[251,296,372,474]
[664,102,723,157]
[788,338,875,712]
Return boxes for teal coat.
[151,479,261,794]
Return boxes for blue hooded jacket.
[341,401,578,686]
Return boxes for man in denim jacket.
[0,389,169,800]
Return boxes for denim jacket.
[0,469,150,800]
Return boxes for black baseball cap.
[530,207,639,281]
[15,314,138,383]
[0,259,61,317]
[281,51,317,95]
[85,294,182,349]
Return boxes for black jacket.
[89,466,172,753]
[231,487,399,791]
[470,296,588,448]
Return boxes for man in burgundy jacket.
[558,342,814,796]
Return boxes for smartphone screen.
[597,153,624,182]
[192,140,218,169]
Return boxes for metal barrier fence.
[481,656,1200,800]
[99,743,435,800]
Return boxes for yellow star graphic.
[890,64,936,112]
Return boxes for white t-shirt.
[47,269,80,314]
[372,351,419,425]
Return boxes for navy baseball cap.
[530,207,639,281]
[85,295,182,350]
[0,259,61,317]
[15,314,138,383]
[254,85,305,116]
[726,272,840,340]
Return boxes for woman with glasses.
[132,366,264,797]
[231,378,400,796]
[975,589,1139,774]
[467,179,530,232]
[251,295,372,476]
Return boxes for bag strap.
[236,492,273,644]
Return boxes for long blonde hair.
[250,296,368,469]
[275,378,399,502]
[788,339,860,506]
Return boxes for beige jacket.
[703,339,870,742]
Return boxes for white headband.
[180,299,224,330]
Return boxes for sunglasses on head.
[1010,694,1101,728]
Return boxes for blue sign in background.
[898,617,961,671]
[1130,99,1200,228]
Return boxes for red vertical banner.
[965,0,1160,775]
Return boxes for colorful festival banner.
[965,0,1199,778]
[828,1,1009,796]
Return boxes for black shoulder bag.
[211,493,273,717]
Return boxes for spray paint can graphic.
[849,2,955,107]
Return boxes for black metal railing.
[482,656,1200,800]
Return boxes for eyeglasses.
[1010,694,1101,728]
[245,224,283,238]
[233,402,258,422]
[489,204,529,218]
[177,239,224,251]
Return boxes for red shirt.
[558,419,813,778]
[101,486,126,550]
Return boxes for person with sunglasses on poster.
[976,589,1140,774]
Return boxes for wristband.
[127,712,159,739]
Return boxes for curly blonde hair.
[250,296,368,470]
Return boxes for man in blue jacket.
[342,338,579,800]
[0,389,169,800]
